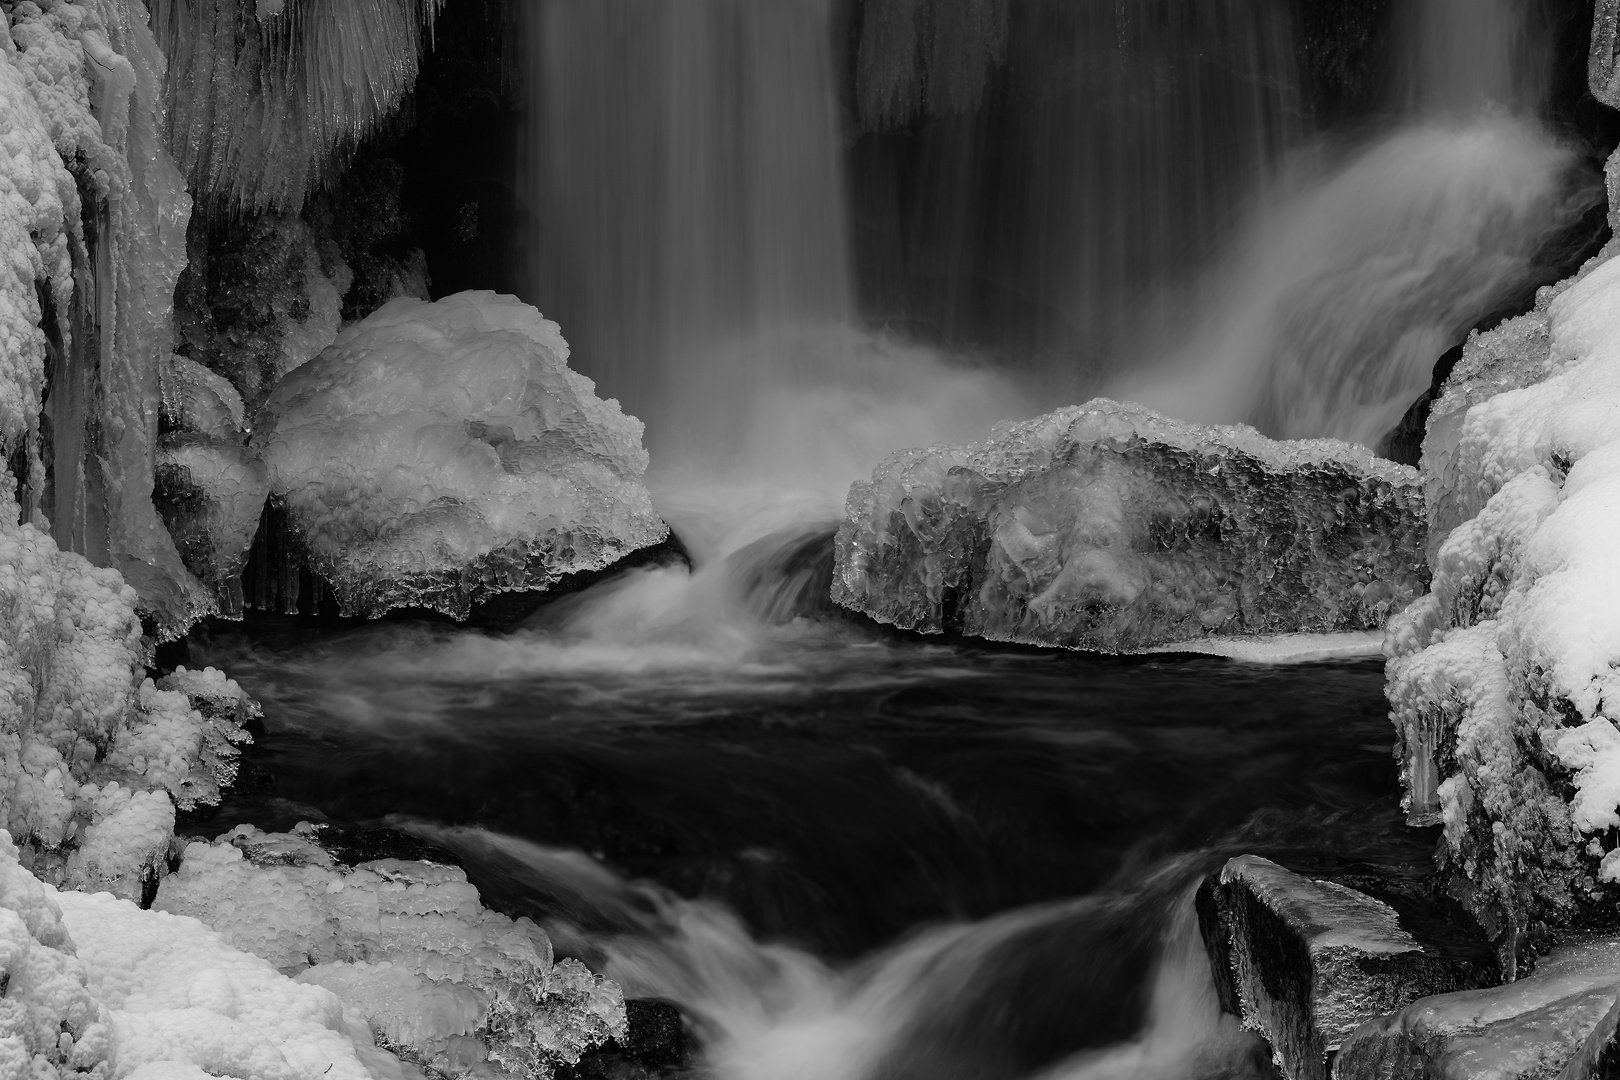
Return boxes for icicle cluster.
[856,0,1007,128]
[150,0,446,211]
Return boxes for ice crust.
[0,471,254,900]
[1388,246,1620,948]
[157,824,628,1078]
[833,398,1427,650]
[256,291,667,620]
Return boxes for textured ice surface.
[157,356,271,615]
[833,398,1427,650]
[1204,856,1490,1080]
[0,479,253,899]
[257,291,667,620]
[157,824,627,1078]
[1138,631,1385,663]
[1336,937,1620,1080]
[151,0,446,211]
[0,827,415,1080]
[1389,245,1620,947]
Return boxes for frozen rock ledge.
[256,291,668,620]
[832,399,1427,651]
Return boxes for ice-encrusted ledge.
[1387,245,1620,962]
[254,291,669,621]
[832,398,1428,651]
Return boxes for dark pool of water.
[184,613,1431,961]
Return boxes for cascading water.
[1118,0,1596,447]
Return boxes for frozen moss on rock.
[256,291,667,620]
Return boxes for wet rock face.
[1336,938,1620,1080]
[833,399,1427,651]
[1200,856,1495,1080]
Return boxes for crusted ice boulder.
[1199,856,1492,1080]
[1336,937,1620,1080]
[1387,251,1620,957]
[0,483,254,900]
[0,827,416,1079]
[156,824,627,1078]
[155,356,271,615]
[255,291,667,620]
[833,399,1427,650]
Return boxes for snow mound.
[157,824,627,1078]
[1388,246,1620,949]
[256,291,667,620]
[833,398,1427,650]
[0,486,254,900]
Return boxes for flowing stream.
[206,0,1594,1075]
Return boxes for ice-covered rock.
[1387,249,1620,955]
[157,823,627,1078]
[156,356,271,615]
[833,399,1427,650]
[1335,937,1620,1080]
[255,291,667,620]
[0,826,418,1080]
[1199,856,1492,1080]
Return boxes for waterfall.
[1116,0,1592,448]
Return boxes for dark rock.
[1337,938,1620,1080]
[1201,855,1495,1080]
[559,999,691,1079]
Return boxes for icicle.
[150,0,447,212]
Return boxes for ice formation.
[157,824,628,1078]
[151,0,447,211]
[1387,246,1620,954]
[156,356,271,615]
[256,291,667,620]
[0,0,218,638]
[0,492,254,899]
[833,398,1428,651]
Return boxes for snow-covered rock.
[832,398,1427,650]
[255,291,667,620]
[1388,248,1620,955]
[156,824,627,1078]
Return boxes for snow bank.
[157,823,627,1078]
[833,398,1427,650]
[1388,248,1620,951]
[256,291,668,620]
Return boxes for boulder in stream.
[1199,856,1494,1080]
[254,291,668,620]
[1336,937,1620,1080]
[833,399,1427,650]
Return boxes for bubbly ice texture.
[1386,242,1620,950]
[833,398,1428,651]
[0,472,254,900]
[157,823,627,1078]
[256,291,668,620]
